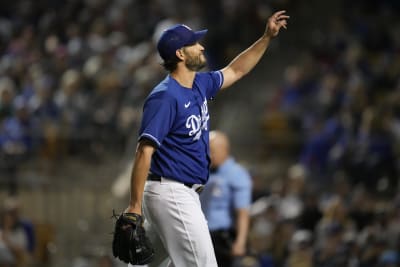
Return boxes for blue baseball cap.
[157,24,208,61]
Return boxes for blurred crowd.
[266,0,400,196]
[0,0,274,195]
[0,0,162,194]
[255,0,400,266]
[247,163,400,267]
[1,0,400,266]
[0,197,35,267]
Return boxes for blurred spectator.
[269,218,296,266]
[345,106,398,196]
[313,222,349,267]
[296,190,322,232]
[248,195,280,265]
[0,77,15,121]
[358,232,388,267]
[279,164,307,220]
[379,250,399,267]
[285,230,313,267]
[0,198,33,267]
[348,186,375,231]
[0,97,39,194]
[54,69,90,155]
[315,195,356,248]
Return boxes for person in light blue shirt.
[201,130,252,267]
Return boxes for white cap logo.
[181,24,192,31]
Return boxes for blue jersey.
[200,157,252,231]
[138,71,224,184]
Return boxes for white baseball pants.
[129,178,217,267]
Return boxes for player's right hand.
[265,10,290,38]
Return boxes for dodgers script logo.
[186,99,209,140]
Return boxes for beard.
[184,53,207,71]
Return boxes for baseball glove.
[112,212,154,265]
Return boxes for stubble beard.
[185,54,207,71]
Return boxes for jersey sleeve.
[138,93,176,147]
[205,70,224,100]
[231,167,252,209]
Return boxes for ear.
[176,49,184,60]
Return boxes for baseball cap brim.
[185,29,208,46]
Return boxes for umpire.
[200,131,252,267]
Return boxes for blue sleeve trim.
[138,133,161,147]
[217,70,224,88]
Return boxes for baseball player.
[121,10,289,267]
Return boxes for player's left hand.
[265,10,290,38]
[112,212,154,265]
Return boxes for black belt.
[147,173,204,193]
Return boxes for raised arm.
[220,10,289,90]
